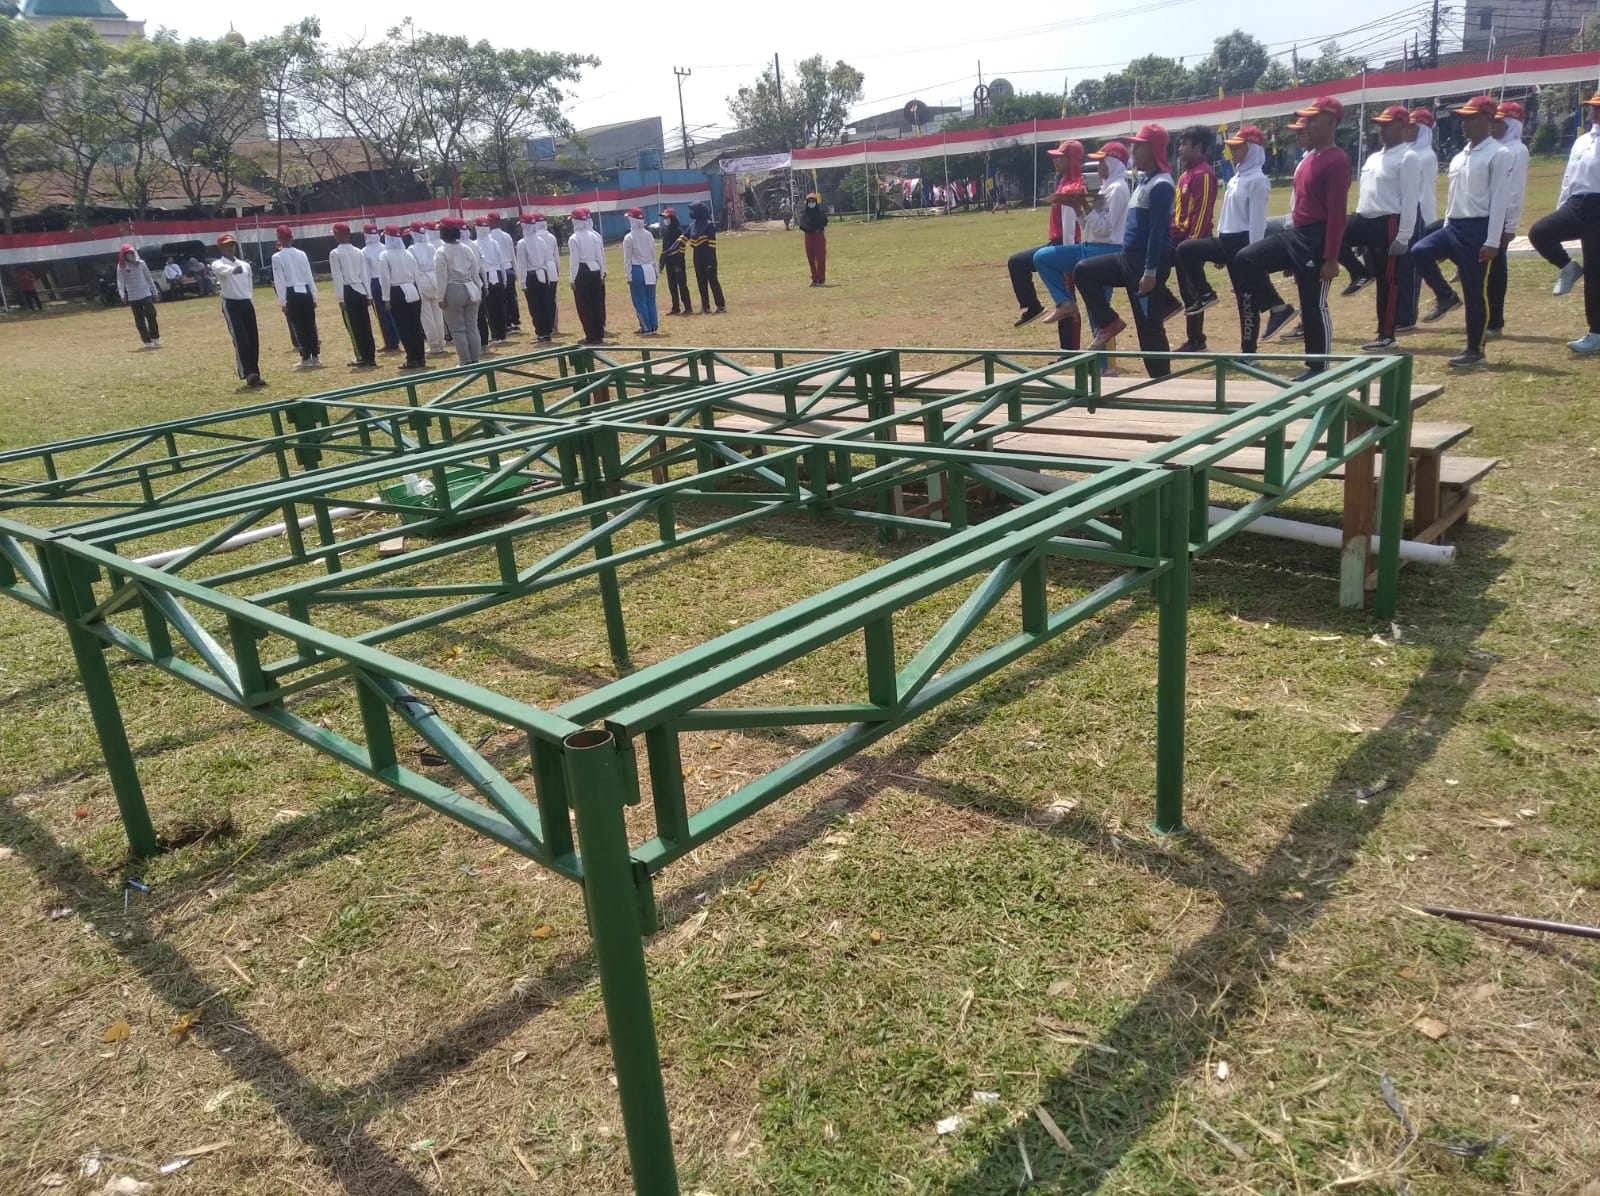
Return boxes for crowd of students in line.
[1007,88,1600,377]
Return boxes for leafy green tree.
[727,55,864,152]
[32,21,118,228]
[0,18,50,233]
[1195,30,1272,94]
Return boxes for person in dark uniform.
[797,193,829,285]
[686,201,725,313]
[658,207,692,315]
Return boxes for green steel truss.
[0,342,1413,1195]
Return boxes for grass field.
[1,159,1597,1196]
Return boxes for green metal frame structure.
[0,343,1413,1195]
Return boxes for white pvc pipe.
[133,506,364,568]
[980,465,1454,565]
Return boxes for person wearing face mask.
[1336,106,1421,352]
[1405,110,1466,327]
[487,212,522,335]
[473,216,510,345]
[533,213,561,339]
[1393,108,1439,333]
[686,201,726,313]
[568,207,608,344]
[114,244,160,348]
[272,224,322,370]
[797,193,829,285]
[434,217,483,365]
[1529,88,1600,353]
[408,220,446,357]
[622,206,660,335]
[658,207,692,316]
[360,222,401,354]
[516,213,552,342]
[1484,100,1529,338]
[379,224,428,371]
[328,222,376,369]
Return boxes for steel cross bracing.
[0,343,1413,1196]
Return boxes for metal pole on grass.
[1152,473,1191,834]
[1373,354,1412,620]
[561,728,679,1196]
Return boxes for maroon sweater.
[1291,145,1353,263]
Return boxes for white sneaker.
[1568,331,1600,354]
[311,355,323,368]
[294,359,312,370]
[1554,261,1583,296]
[152,338,162,348]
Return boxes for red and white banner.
[792,50,1600,168]
[0,180,714,266]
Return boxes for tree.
[102,31,184,218]
[1126,55,1196,103]
[1300,40,1367,84]
[306,39,425,203]
[252,18,323,209]
[1195,30,1271,95]
[162,38,265,215]
[0,19,50,233]
[1254,61,1296,93]
[31,21,118,229]
[727,55,864,152]
[473,46,596,195]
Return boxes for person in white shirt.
[1337,106,1422,350]
[621,206,659,335]
[1485,100,1530,337]
[378,223,427,370]
[1529,87,1600,353]
[161,258,183,301]
[474,215,510,344]
[533,214,561,337]
[1406,96,1513,367]
[115,244,161,348]
[360,223,400,353]
[407,221,446,357]
[514,213,555,342]
[567,206,607,344]
[328,222,376,369]
[1403,108,1460,327]
[487,213,521,335]
[433,217,484,366]
[209,233,266,388]
[271,224,321,369]
[1175,125,1289,351]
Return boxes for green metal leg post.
[1372,355,1412,621]
[43,545,159,858]
[1152,472,1191,835]
[562,728,679,1196]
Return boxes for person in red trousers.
[798,193,829,285]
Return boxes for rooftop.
[20,0,129,17]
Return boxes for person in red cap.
[271,223,322,369]
[208,233,266,388]
[1400,108,1454,328]
[486,212,522,335]
[407,220,446,356]
[1485,100,1529,337]
[379,223,428,370]
[114,243,160,348]
[434,216,484,365]
[328,221,377,368]
[359,222,401,353]
[474,214,511,343]
[1073,122,1183,376]
[1009,138,1092,327]
[1175,125,1288,351]
[567,207,608,343]
[622,206,659,334]
[1529,87,1600,352]
[1170,125,1219,352]
[1336,105,1420,351]
[1406,95,1514,367]
[1229,96,1351,379]
[657,207,692,316]
[797,193,828,285]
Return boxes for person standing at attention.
[433,217,483,366]
[474,216,510,344]
[1528,87,1600,353]
[379,224,428,371]
[658,207,692,316]
[272,224,321,370]
[408,220,447,357]
[361,223,400,354]
[115,244,161,349]
[1175,126,1288,351]
[1484,101,1529,339]
[1074,122,1182,377]
[798,193,829,286]
[328,222,377,369]
[487,212,521,335]
[1170,125,1219,353]
[209,233,266,388]
[16,268,42,311]
[686,201,725,313]
[529,213,561,342]
[622,207,660,335]
[1336,105,1420,351]
[568,206,609,344]
[1229,96,1351,379]
[1406,95,1513,368]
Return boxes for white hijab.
[572,216,592,235]
[628,215,647,234]
[1495,116,1523,147]
[1412,123,1434,154]
[1236,143,1266,176]
[384,233,405,251]
[1102,157,1129,189]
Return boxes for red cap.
[424,220,438,230]
[119,243,135,254]
[1454,94,1497,117]
[570,207,591,220]
[661,207,676,217]
[383,223,401,237]
[1409,107,1435,127]
[1046,137,1082,157]
[1372,105,1410,124]
[1087,141,1128,163]
[1129,121,1166,145]
[409,220,424,232]
[1287,117,1308,131]
[1295,96,1344,122]
[362,222,379,234]
[331,221,350,234]
[217,233,237,245]
[275,224,293,242]
[487,211,501,222]
[626,206,644,218]
[473,215,489,226]
[1224,125,1265,147]
[529,212,545,222]
[1495,100,1524,120]
[1586,89,1600,106]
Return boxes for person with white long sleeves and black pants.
[1336,105,1422,350]
[1529,88,1600,353]
[622,207,659,335]
[434,218,483,365]
[271,224,321,369]
[361,223,400,353]
[328,221,376,369]
[488,213,521,335]
[379,223,427,371]
[115,244,160,348]
[1485,100,1530,338]
[568,207,607,344]
[209,233,266,388]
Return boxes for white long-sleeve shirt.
[1500,136,1529,236]
[209,255,254,301]
[567,225,605,282]
[1407,134,1439,226]
[1356,143,1423,245]
[379,240,422,301]
[116,257,156,302]
[1217,169,1269,240]
[1082,171,1131,245]
[488,227,515,277]
[361,239,386,283]
[1443,136,1514,251]
[474,229,507,280]
[1557,124,1599,206]
[328,243,369,298]
[514,234,540,281]
[622,221,658,284]
[408,237,439,298]
[271,245,317,304]
[534,225,559,282]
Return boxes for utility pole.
[1427,0,1440,68]
[1537,0,1555,55]
[773,53,787,145]
[673,67,692,169]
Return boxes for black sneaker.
[1184,292,1219,316]
[1014,305,1045,328]
[1157,292,1184,323]
[1423,294,1461,322]
[1175,338,1208,353]
[1282,322,1305,340]
[1341,275,1373,297]
[1484,325,1504,339]
[1394,321,1418,334]
[1291,367,1324,382]
[1448,350,1485,368]
[1361,336,1398,351]
[1262,305,1296,341]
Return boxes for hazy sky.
[133,0,1451,149]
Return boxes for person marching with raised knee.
[1337,105,1420,351]
[379,223,428,371]
[1170,125,1219,352]
[1406,95,1514,369]
[114,244,161,349]
[1033,140,1127,353]
[1395,108,1440,332]
[328,221,377,369]
[1485,101,1529,339]
[568,206,608,344]
[1528,87,1600,354]
[209,233,266,388]
[272,224,321,370]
